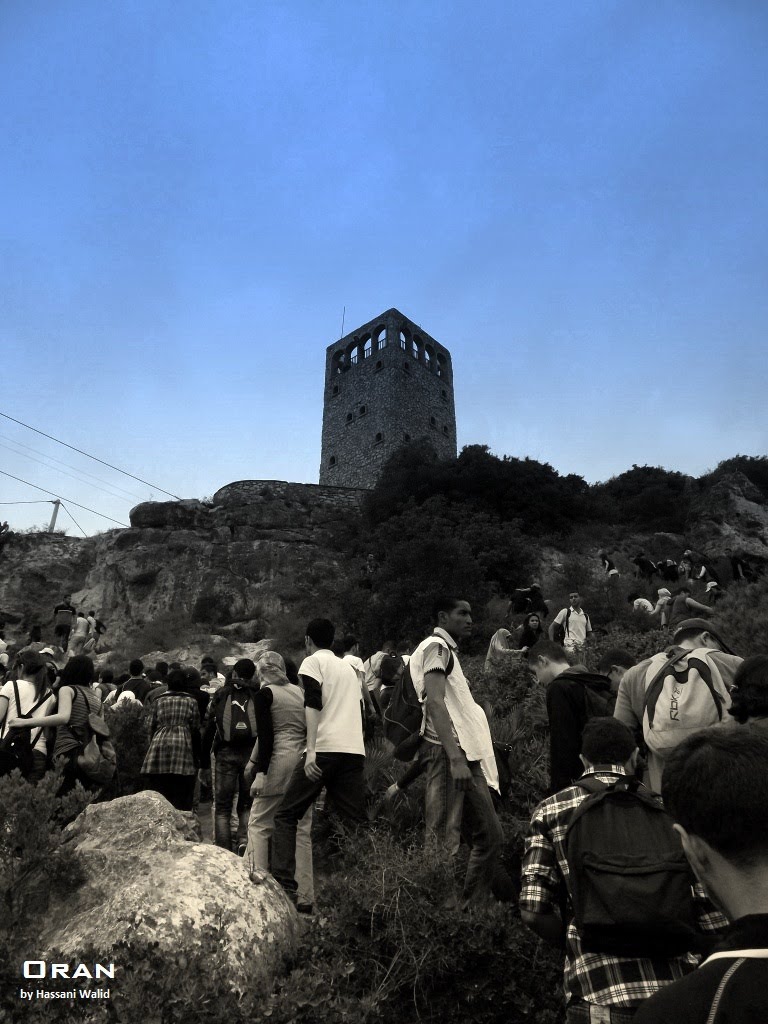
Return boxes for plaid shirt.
[141,693,201,776]
[520,766,727,1010]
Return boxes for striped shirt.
[520,766,727,1009]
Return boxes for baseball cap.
[672,618,734,655]
[657,588,671,598]
[705,581,719,592]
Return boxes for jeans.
[213,745,252,849]
[421,739,503,907]
[272,752,366,897]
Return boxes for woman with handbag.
[0,649,55,782]
[8,654,102,794]
[140,667,202,811]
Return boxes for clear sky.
[2,1,766,535]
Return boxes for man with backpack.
[52,594,76,650]
[634,730,768,1023]
[527,640,617,794]
[614,618,742,793]
[199,658,258,854]
[549,592,592,652]
[406,596,503,908]
[521,717,726,1023]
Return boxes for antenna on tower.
[340,306,345,340]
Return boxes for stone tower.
[319,308,457,489]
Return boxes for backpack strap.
[8,678,50,750]
[643,649,690,730]
[687,656,727,722]
[220,693,232,742]
[706,958,746,1024]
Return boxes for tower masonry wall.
[319,308,457,488]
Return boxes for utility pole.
[48,499,61,532]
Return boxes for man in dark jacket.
[199,658,258,854]
[526,640,615,794]
[634,729,768,1023]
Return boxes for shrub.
[105,700,153,795]
[0,765,90,935]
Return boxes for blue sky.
[2,1,766,534]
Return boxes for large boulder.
[687,471,768,559]
[38,791,297,994]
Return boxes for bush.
[263,829,564,1024]
[0,765,90,935]
[106,700,153,795]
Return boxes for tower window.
[375,360,382,371]
[363,336,372,359]
[440,389,447,400]
[359,405,367,416]
[374,432,383,444]
[346,412,354,423]
[332,384,340,396]
[404,433,411,441]
[403,362,410,373]
[430,416,436,427]
[376,327,387,350]
[442,425,449,435]
[329,456,337,467]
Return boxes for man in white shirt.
[410,596,503,908]
[272,617,367,905]
[549,591,592,652]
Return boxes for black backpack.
[0,680,51,778]
[565,776,699,957]
[384,648,454,761]
[557,671,616,720]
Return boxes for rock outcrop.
[39,791,296,994]
[686,471,768,559]
[0,480,366,646]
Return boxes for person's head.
[396,641,412,657]
[99,668,114,687]
[526,640,570,685]
[522,612,542,633]
[657,588,671,599]
[145,669,162,683]
[63,594,71,603]
[129,658,144,678]
[674,585,691,596]
[706,581,719,594]
[155,661,169,679]
[728,656,768,724]
[88,610,96,617]
[579,718,637,772]
[166,668,188,692]
[379,655,404,687]
[255,651,290,687]
[672,619,734,654]
[568,591,582,610]
[183,666,202,691]
[201,656,216,671]
[77,611,86,618]
[381,639,396,656]
[596,648,636,689]
[200,665,217,686]
[530,582,541,591]
[662,730,768,915]
[343,634,360,656]
[60,655,95,689]
[19,650,48,696]
[232,658,257,685]
[305,618,335,653]
[432,597,472,641]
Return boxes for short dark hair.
[166,668,187,691]
[432,596,463,621]
[662,729,768,866]
[306,618,335,649]
[99,668,114,686]
[129,658,144,676]
[201,656,216,668]
[596,649,636,675]
[525,639,568,663]
[60,655,95,688]
[343,634,358,651]
[581,718,636,765]
[233,658,256,681]
[728,656,768,724]
[155,661,169,678]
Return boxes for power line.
[0,500,52,505]
[0,431,142,500]
[0,440,139,504]
[60,502,87,538]
[0,411,181,499]
[0,470,130,527]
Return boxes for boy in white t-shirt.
[272,618,366,906]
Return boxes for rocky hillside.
[1,470,766,651]
[0,480,364,648]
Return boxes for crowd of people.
[1,566,767,1022]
